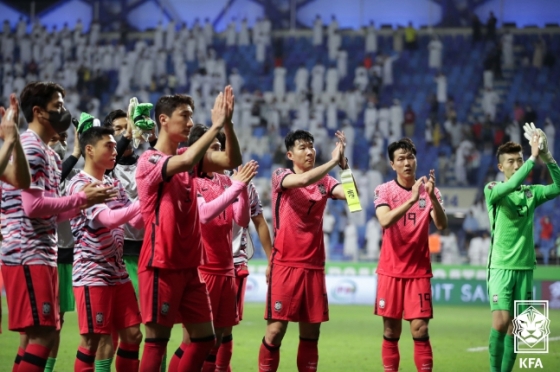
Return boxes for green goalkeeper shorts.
[123,255,139,295]
[58,263,75,313]
[487,268,533,315]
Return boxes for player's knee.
[266,326,286,345]
[411,324,429,339]
[80,334,101,351]
[121,327,143,345]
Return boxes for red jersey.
[198,173,235,277]
[271,168,340,269]
[135,148,204,270]
[374,179,444,278]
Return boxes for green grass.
[2,298,560,371]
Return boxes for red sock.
[112,330,119,352]
[413,337,433,371]
[216,335,233,372]
[140,338,168,372]
[18,344,50,372]
[178,335,215,372]
[12,347,25,372]
[297,338,318,371]
[116,342,140,372]
[201,346,218,372]
[74,346,96,372]
[258,337,280,372]
[381,337,400,372]
[168,343,187,372]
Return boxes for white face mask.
[50,141,67,160]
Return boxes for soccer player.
[373,138,447,372]
[135,87,242,372]
[258,129,353,372]
[485,129,560,372]
[1,82,112,372]
[0,93,32,335]
[67,124,144,372]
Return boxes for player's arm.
[376,177,426,228]
[201,86,242,173]
[252,213,272,261]
[0,94,31,189]
[533,162,560,206]
[484,157,536,205]
[282,143,342,189]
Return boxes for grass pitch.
[1,298,560,371]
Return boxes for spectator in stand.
[513,102,524,123]
[463,211,479,251]
[440,229,461,264]
[539,216,554,265]
[544,118,555,157]
[428,35,443,69]
[404,104,416,138]
[533,38,546,69]
[469,231,490,266]
[472,14,482,44]
[486,11,497,41]
[404,21,417,50]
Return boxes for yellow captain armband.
[340,168,362,212]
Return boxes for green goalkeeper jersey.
[484,159,560,270]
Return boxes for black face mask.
[46,110,72,133]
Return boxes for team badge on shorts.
[161,302,170,316]
[274,301,282,312]
[419,198,426,209]
[493,294,498,303]
[42,302,51,315]
[96,312,104,325]
[378,298,386,309]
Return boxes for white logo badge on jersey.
[274,301,282,311]
[419,198,426,209]
[493,294,498,303]
[379,298,386,309]
[525,190,533,199]
[96,312,104,325]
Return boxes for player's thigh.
[403,277,433,321]
[265,264,304,322]
[138,268,186,328]
[487,268,515,313]
[300,269,328,323]
[375,274,404,320]
[58,263,75,313]
[179,269,213,329]
[512,270,534,314]
[235,275,247,321]
[201,273,238,328]
[74,285,113,335]
[113,281,142,335]
[3,265,60,332]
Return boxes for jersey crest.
[525,189,533,199]
[149,154,162,164]
[488,182,497,190]
[318,183,326,196]
[419,198,426,209]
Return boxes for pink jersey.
[1,130,61,266]
[374,180,444,278]
[136,148,204,270]
[66,171,131,286]
[198,173,235,277]
[271,168,340,269]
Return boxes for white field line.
[467,336,560,352]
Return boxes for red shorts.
[200,273,238,328]
[139,268,212,327]
[374,275,433,320]
[265,264,328,323]
[235,274,247,321]
[74,281,141,335]
[1,265,60,332]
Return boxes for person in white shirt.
[482,87,499,121]
[428,35,443,69]
[390,99,404,138]
[354,66,369,92]
[312,15,323,46]
[544,118,555,157]
[326,65,339,95]
[294,64,309,94]
[273,66,287,99]
[311,63,325,96]
[435,72,447,104]
[365,20,377,53]
[365,216,381,261]
[328,31,341,60]
[203,18,214,44]
[166,20,176,51]
[502,31,514,68]
[343,221,359,262]
[226,19,237,46]
[382,54,399,87]
[239,18,250,46]
[337,49,348,79]
[229,68,244,95]
[364,100,378,140]
[468,231,490,266]
[323,209,335,260]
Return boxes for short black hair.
[387,138,417,162]
[284,130,314,151]
[104,109,127,127]
[496,141,522,162]
[79,126,115,155]
[186,124,209,147]
[154,94,195,130]
[20,81,65,123]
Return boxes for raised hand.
[80,182,120,208]
[0,93,20,142]
[529,130,540,159]
[224,85,235,125]
[410,176,427,203]
[331,142,342,163]
[523,122,543,150]
[231,160,259,185]
[425,169,436,197]
[210,91,226,130]
[71,125,81,158]
[334,130,347,168]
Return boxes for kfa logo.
[318,184,326,196]
[513,300,550,369]
[418,198,426,209]
[274,301,282,311]
[525,189,533,199]
[96,312,104,325]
